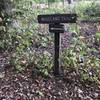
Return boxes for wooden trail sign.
[37,13,77,76]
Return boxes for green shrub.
[0,0,39,71]
[75,1,100,20]
[34,51,53,76]
[61,25,100,84]
[84,3,100,17]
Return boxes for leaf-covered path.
[0,67,100,100]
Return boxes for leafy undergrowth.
[0,67,100,100]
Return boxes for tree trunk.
[0,0,12,16]
[67,0,74,4]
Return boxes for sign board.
[49,24,64,33]
[38,14,77,24]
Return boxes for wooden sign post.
[38,14,77,75]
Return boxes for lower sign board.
[38,14,77,24]
[49,24,64,33]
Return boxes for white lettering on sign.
[51,28,63,30]
[52,17,60,21]
[41,17,59,22]
[41,16,67,22]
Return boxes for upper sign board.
[38,14,77,24]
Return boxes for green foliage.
[0,0,12,52]
[61,25,100,84]
[34,51,53,76]
[75,1,100,20]
[84,3,100,17]
[0,0,39,71]
[61,35,87,73]
[95,33,100,40]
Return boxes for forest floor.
[0,22,100,100]
[0,67,100,100]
